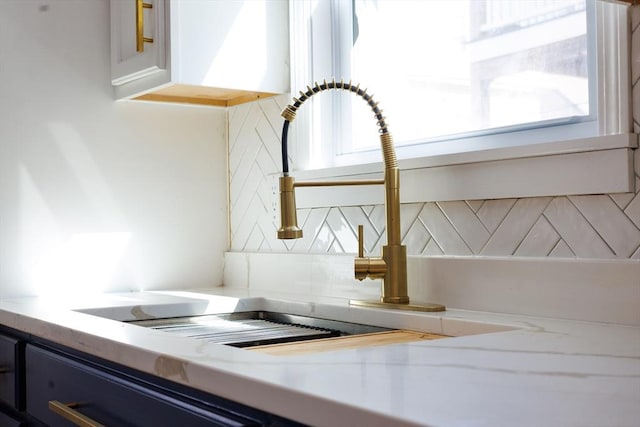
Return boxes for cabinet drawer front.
[25,345,255,427]
[0,335,21,409]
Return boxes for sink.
[126,311,452,355]
[127,311,393,348]
[74,293,516,355]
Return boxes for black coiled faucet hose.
[281,120,290,176]
[279,79,391,176]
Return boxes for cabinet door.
[111,0,166,85]
[0,410,24,427]
[25,345,257,427]
[0,334,23,410]
[170,0,290,93]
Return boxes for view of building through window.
[344,0,590,153]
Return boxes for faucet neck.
[384,166,402,247]
[280,79,394,174]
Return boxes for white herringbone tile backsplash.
[229,7,640,260]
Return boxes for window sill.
[290,133,638,208]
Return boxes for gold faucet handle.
[354,225,386,281]
[355,224,368,281]
[358,225,364,258]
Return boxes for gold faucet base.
[349,299,446,312]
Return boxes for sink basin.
[127,311,451,355]
[74,293,516,355]
[127,311,393,348]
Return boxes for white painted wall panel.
[0,1,228,298]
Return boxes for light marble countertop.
[0,288,638,427]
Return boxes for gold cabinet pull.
[136,0,154,52]
[48,400,106,427]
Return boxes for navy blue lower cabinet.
[25,344,260,427]
[0,409,24,427]
[0,333,25,411]
[0,331,30,426]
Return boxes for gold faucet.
[277,79,445,312]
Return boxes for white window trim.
[286,0,637,204]
[292,134,635,208]
[597,0,633,134]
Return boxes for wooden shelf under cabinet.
[134,84,278,107]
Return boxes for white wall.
[0,0,228,298]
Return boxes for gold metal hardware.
[294,179,384,188]
[277,80,445,312]
[349,299,446,312]
[136,0,154,53]
[48,401,105,427]
[281,105,297,122]
[277,176,303,239]
[355,225,386,281]
[277,178,385,239]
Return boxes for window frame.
[339,0,598,161]
[286,0,636,204]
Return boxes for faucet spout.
[277,79,445,312]
[277,176,303,239]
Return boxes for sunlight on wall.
[18,163,133,297]
[48,122,127,225]
[17,122,134,297]
[30,232,131,297]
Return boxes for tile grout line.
[566,196,619,257]
[367,205,386,252]
[257,97,281,137]
[435,200,486,250]
[541,207,576,257]
[229,139,266,219]
[418,216,443,255]
[400,203,426,249]
[477,198,519,254]
[335,207,357,253]
[510,197,555,256]
[306,208,332,254]
[234,189,267,251]
[608,193,634,211]
[229,102,254,156]
[241,222,261,252]
[433,202,473,254]
[546,236,576,258]
[253,118,281,179]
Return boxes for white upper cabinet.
[111,0,166,86]
[110,0,290,106]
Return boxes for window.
[346,0,592,148]
[288,0,633,181]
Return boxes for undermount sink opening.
[75,298,517,355]
[127,311,396,348]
